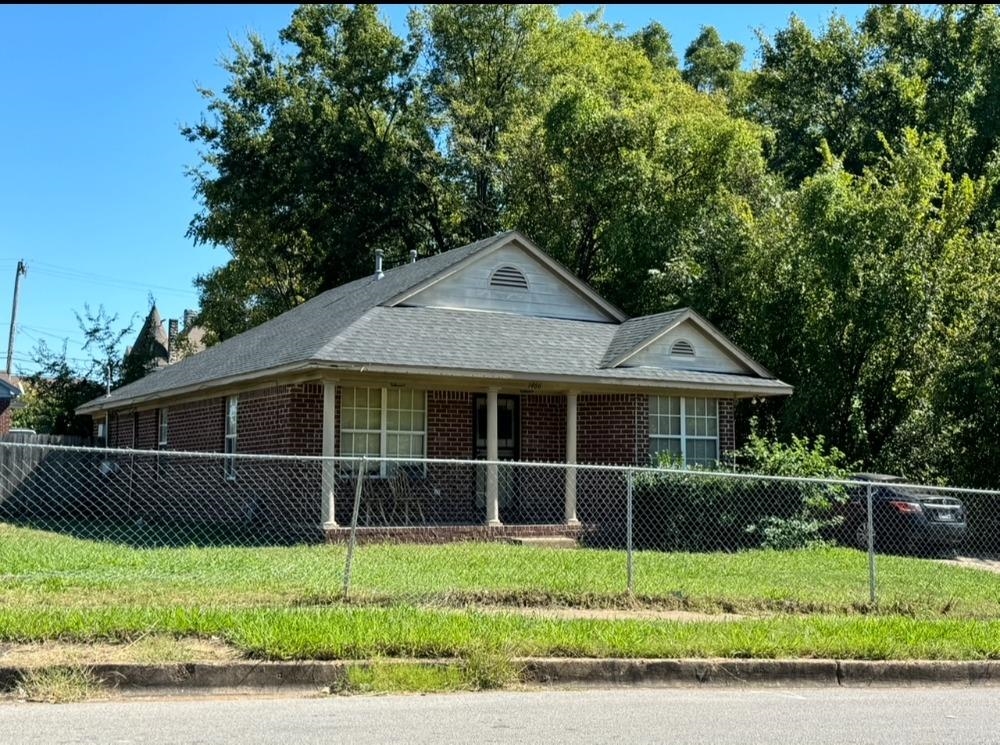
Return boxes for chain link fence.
[0,441,997,607]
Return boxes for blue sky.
[0,3,866,377]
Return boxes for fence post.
[866,481,877,606]
[342,459,366,600]
[626,468,634,598]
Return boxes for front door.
[474,395,520,518]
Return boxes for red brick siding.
[578,394,647,466]
[719,398,736,458]
[135,409,157,450]
[165,397,225,452]
[235,383,324,456]
[520,395,565,463]
[0,399,12,436]
[427,390,473,459]
[517,395,567,522]
[424,390,477,523]
[289,383,323,456]
[107,410,141,448]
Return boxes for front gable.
[619,319,752,374]
[387,234,623,323]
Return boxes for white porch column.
[321,380,338,530]
[485,386,501,526]
[565,390,580,525]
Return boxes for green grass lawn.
[2,523,999,661]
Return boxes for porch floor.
[323,522,586,545]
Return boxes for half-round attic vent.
[670,339,696,357]
[489,265,529,290]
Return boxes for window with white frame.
[341,386,426,474]
[649,396,718,467]
[156,407,169,478]
[158,408,168,448]
[224,396,238,480]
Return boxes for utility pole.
[5,260,26,375]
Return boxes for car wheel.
[854,521,870,550]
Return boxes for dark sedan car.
[843,473,967,554]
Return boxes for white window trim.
[341,387,428,476]
[649,396,720,467]
[158,408,168,449]
[224,395,238,481]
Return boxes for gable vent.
[670,339,695,357]
[489,265,529,290]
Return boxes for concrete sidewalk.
[4,657,1000,697]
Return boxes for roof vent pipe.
[374,248,384,280]
[410,249,418,264]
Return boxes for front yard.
[1,523,999,662]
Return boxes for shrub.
[633,431,854,552]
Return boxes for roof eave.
[316,361,794,398]
[78,356,793,415]
[75,361,317,415]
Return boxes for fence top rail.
[0,440,996,496]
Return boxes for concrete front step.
[506,536,579,549]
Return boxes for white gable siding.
[401,245,613,322]
[622,321,751,374]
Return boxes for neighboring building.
[0,373,23,436]
[78,231,792,535]
[125,306,206,375]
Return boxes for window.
[224,396,237,480]
[341,386,426,474]
[489,265,528,290]
[670,339,695,358]
[156,408,168,478]
[649,396,718,467]
[158,408,168,448]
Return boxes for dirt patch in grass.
[944,555,1000,574]
[471,604,744,622]
[0,636,241,668]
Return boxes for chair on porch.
[388,468,427,525]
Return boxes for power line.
[20,325,88,346]
[28,261,199,298]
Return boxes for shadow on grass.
[0,515,325,549]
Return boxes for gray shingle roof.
[79,230,789,412]
[600,309,688,368]
[327,307,790,391]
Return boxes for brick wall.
[0,399,12,436]
[166,397,225,452]
[578,393,647,466]
[719,398,736,457]
[136,409,157,450]
[425,390,476,522]
[520,395,566,463]
[427,390,473,459]
[236,383,323,456]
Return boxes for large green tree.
[184,4,451,340]
[738,131,993,466]
[412,3,555,239]
[752,5,1000,185]
[503,14,771,316]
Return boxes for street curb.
[5,658,1000,693]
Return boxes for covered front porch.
[315,377,734,540]
[316,378,660,532]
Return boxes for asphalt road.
[2,687,999,744]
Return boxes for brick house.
[78,231,791,536]
[0,374,23,436]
